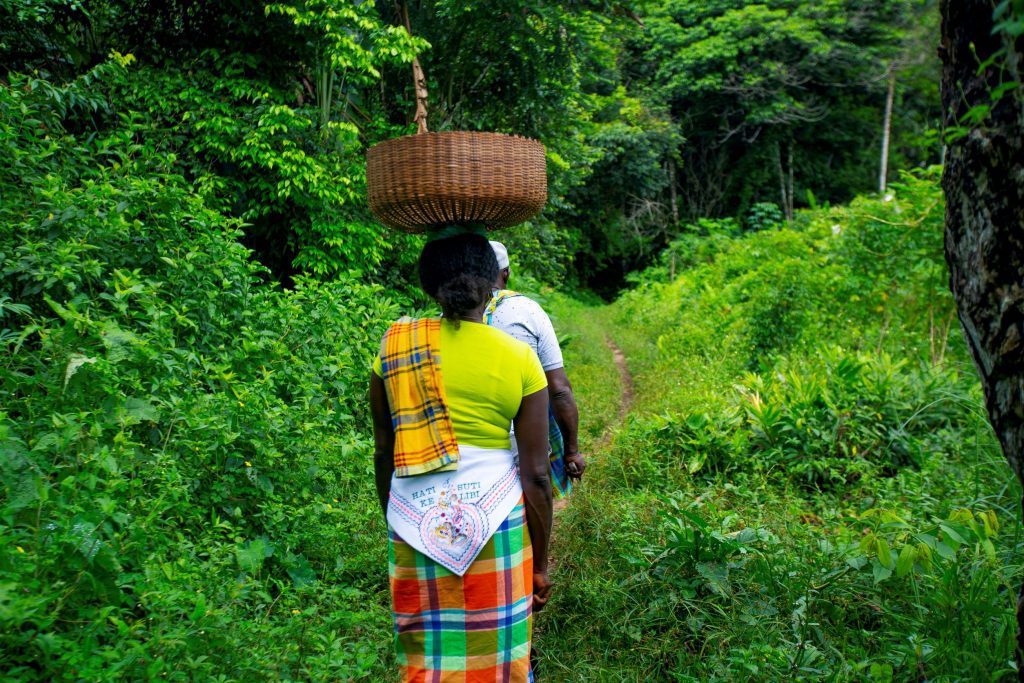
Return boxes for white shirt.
[488,292,564,371]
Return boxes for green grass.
[544,294,624,446]
[533,173,1024,682]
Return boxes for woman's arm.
[514,388,553,610]
[370,372,395,516]
[545,367,585,480]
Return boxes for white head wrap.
[489,240,510,270]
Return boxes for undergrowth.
[3,65,1020,683]
[1,63,399,681]
[537,170,1024,682]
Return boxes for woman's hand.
[564,451,586,481]
[533,570,553,611]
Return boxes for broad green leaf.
[285,552,317,588]
[236,537,275,573]
[859,532,876,556]
[872,559,892,584]
[101,323,143,363]
[939,523,968,547]
[990,81,1020,102]
[696,561,731,597]
[983,539,997,563]
[895,543,916,577]
[915,542,933,569]
[982,510,999,537]
[876,537,893,569]
[869,662,894,682]
[124,397,160,424]
[64,354,97,390]
[190,592,207,623]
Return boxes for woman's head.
[418,232,498,323]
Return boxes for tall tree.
[939,0,1024,665]
[632,0,937,222]
[878,66,896,192]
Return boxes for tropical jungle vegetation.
[2,0,1022,681]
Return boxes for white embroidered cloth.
[387,445,522,576]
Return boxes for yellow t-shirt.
[373,320,548,449]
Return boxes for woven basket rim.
[367,129,543,148]
[366,130,547,233]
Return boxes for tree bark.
[668,157,679,228]
[940,0,1024,670]
[411,56,429,134]
[786,141,794,220]
[775,141,795,221]
[879,67,896,193]
[775,141,788,221]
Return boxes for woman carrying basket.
[370,232,554,682]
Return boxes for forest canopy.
[1,0,941,295]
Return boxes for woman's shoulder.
[474,321,533,351]
[444,321,534,359]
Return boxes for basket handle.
[397,0,429,134]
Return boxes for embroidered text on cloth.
[380,317,460,478]
[387,445,523,576]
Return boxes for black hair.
[418,233,498,325]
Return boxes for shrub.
[738,349,974,489]
[744,202,784,232]
[1,68,400,680]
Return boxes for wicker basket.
[366,131,547,233]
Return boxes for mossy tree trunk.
[939,0,1024,669]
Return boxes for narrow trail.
[552,334,633,512]
[542,330,636,667]
[600,335,635,448]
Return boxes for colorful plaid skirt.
[389,500,534,682]
[547,407,572,499]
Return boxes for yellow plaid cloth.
[380,317,460,477]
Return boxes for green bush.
[609,344,976,494]
[738,349,973,489]
[540,171,1022,681]
[645,493,780,601]
[1,68,399,681]
[744,202,784,232]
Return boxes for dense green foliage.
[1,0,941,293]
[1,68,402,679]
[541,172,1023,680]
[4,2,1015,681]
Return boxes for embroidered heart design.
[419,500,488,573]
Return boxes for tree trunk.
[668,157,679,228]
[775,141,789,221]
[939,0,1024,670]
[879,67,896,193]
[411,56,429,134]
[786,142,794,220]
